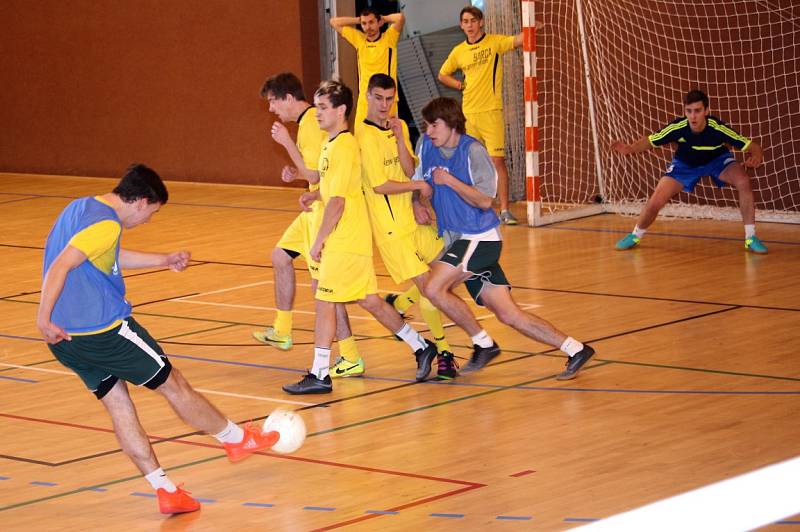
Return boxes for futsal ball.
[263,408,306,454]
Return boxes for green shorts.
[49,317,172,399]
[438,239,510,307]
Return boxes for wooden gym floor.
[0,173,798,530]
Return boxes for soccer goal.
[507,0,800,226]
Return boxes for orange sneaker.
[223,423,280,463]
[157,485,200,514]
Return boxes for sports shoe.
[615,233,640,250]
[157,484,201,514]
[745,235,768,254]
[461,343,501,374]
[499,210,519,225]
[223,423,280,462]
[414,341,438,381]
[384,293,405,317]
[435,351,459,380]
[556,344,596,380]
[282,372,333,395]
[252,326,292,350]
[330,356,365,378]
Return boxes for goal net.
[509,0,800,225]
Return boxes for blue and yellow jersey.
[296,105,327,192]
[43,196,130,334]
[648,115,751,167]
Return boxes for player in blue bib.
[612,89,766,253]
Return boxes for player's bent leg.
[101,379,160,473]
[493,157,517,224]
[157,367,228,434]
[423,262,481,337]
[618,176,683,250]
[253,247,297,349]
[719,163,767,253]
[283,300,335,395]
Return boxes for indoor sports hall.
[1,1,798,530]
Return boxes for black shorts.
[438,239,510,306]
[49,317,172,399]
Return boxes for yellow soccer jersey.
[355,119,419,244]
[440,33,517,113]
[296,105,326,192]
[342,26,400,102]
[318,131,372,256]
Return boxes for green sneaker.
[329,356,365,378]
[615,233,641,250]
[745,235,768,254]
[499,210,519,225]
[252,326,292,350]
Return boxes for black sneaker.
[414,341,438,381]
[461,343,501,374]
[435,351,459,380]
[556,344,595,380]
[282,372,333,394]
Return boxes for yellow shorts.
[316,251,377,302]
[276,201,322,279]
[377,224,444,284]
[465,109,505,157]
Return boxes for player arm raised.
[36,245,87,343]
[611,136,654,156]
[329,16,361,34]
[310,196,344,262]
[271,122,320,184]
[119,249,191,271]
[382,12,405,33]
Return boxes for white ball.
[263,408,306,454]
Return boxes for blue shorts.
[664,153,737,192]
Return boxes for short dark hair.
[367,73,396,93]
[422,97,466,134]
[684,89,709,108]
[359,7,381,19]
[260,72,306,101]
[315,80,353,119]
[113,164,168,204]
[460,6,484,21]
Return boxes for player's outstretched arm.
[37,245,87,343]
[611,136,652,156]
[743,141,764,168]
[119,249,191,271]
[329,16,360,34]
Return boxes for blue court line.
[130,492,156,498]
[496,515,533,520]
[0,476,10,480]
[83,487,107,492]
[365,510,399,515]
[243,502,274,508]
[515,385,800,396]
[0,375,38,383]
[195,497,216,504]
[30,481,57,487]
[544,224,800,246]
[564,517,600,522]
[776,520,800,524]
[430,513,465,518]
[303,506,336,512]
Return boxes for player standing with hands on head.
[414,98,596,380]
[38,164,281,515]
[612,89,767,253]
[330,7,404,126]
[253,73,364,367]
[438,6,522,225]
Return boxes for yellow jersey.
[296,105,326,192]
[440,33,517,113]
[341,26,400,101]
[355,119,419,244]
[318,131,372,256]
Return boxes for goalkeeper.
[611,89,766,253]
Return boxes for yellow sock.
[273,310,293,337]
[420,296,451,353]
[338,336,361,363]
[394,285,420,314]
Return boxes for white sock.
[471,330,494,349]
[744,224,756,239]
[394,323,426,352]
[560,337,584,357]
[632,225,647,238]
[312,347,331,379]
[145,468,177,492]
[213,419,245,444]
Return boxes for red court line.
[510,469,536,477]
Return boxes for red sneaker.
[223,423,280,463]
[157,485,200,514]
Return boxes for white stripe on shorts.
[118,320,165,385]
[460,238,481,273]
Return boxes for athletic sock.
[744,224,756,239]
[394,323,427,352]
[273,310,293,337]
[394,285,419,314]
[560,337,584,357]
[471,330,494,349]
[145,468,177,493]
[632,225,647,238]
[213,419,245,444]
[338,336,360,363]
[420,297,451,352]
[312,347,331,379]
